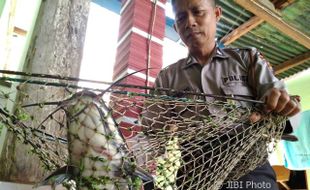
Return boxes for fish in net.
[0,71,287,189]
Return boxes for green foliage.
[79,176,112,190]
[16,108,31,121]
[131,176,143,190]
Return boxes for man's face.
[173,0,221,53]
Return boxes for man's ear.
[215,6,222,22]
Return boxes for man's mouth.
[186,31,201,39]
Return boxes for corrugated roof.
[216,0,310,79]
[281,0,310,36]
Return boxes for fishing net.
[0,72,286,190]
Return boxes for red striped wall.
[114,0,166,81]
[113,0,167,136]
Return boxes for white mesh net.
[0,75,286,190]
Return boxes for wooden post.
[0,0,90,184]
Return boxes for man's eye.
[193,10,204,16]
[176,15,186,23]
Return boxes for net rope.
[0,77,286,190]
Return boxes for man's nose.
[185,14,197,28]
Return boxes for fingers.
[265,88,301,116]
[265,89,288,112]
[279,98,300,116]
[286,95,301,117]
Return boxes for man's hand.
[249,88,301,123]
[264,88,301,117]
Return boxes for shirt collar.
[182,45,229,69]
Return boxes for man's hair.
[171,0,216,8]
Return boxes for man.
[147,0,301,189]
